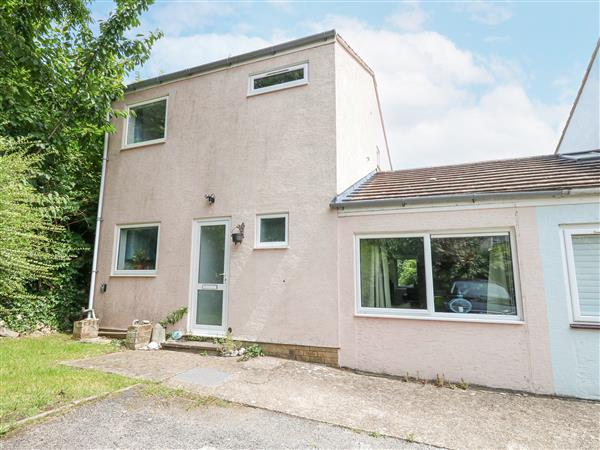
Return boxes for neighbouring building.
[90,32,599,399]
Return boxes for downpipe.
[86,115,110,318]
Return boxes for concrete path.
[66,350,600,449]
[3,386,426,449]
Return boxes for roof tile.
[339,154,600,204]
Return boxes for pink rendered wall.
[337,205,555,393]
[94,42,342,347]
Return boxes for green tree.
[0,0,162,331]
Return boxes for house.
[89,31,600,399]
[90,30,391,364]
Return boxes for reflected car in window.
[443,279,516,315]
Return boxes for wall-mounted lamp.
[231,223,245,245]
[100,283,107,293]
[204,193,215,205]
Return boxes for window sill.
[570,323,600,330]
[354,312,524,325]
[247,80,308,97]
[254,245,289,250]
[110,273,157,278]
[121,138,166,151]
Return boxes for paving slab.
[66,350,600,449]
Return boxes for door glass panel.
[196,290,223,326]
[198,225,225,284]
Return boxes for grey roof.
[332,154,600,208]
[126,30,337,92]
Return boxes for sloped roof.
[332,154,600,208]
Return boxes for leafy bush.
[0,138,80,331]
[0,0,162,332]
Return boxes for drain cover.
[172,367,232,386]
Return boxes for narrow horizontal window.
[359,237,427,310]
[563,226,600,323]
[114,225,159,275]
[248,63,308,96]
[125,98,167,147]
[256,214,288,248]
[356,232,521,321]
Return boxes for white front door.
[190,219,230,336]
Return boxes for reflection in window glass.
[127,99,166,145]
[254,68,305,90]
[117,226,158,271]
[431,235,516,315]
[359,238,427,310]
[259,217,286,243]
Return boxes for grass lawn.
[0,334,136,435]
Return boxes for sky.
[91,0,599,169]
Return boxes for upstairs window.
[125,97,168,148]
[563,226,600,324]
[248,63,308,96]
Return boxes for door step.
[162,340,220,354]
[98,328,127,339]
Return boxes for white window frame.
[562,224,600,324]
[248,62,308,96]
[112,223,160,277]
[255,213,289,249]
[354,229,523,323]
[122,96,168,149]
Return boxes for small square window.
[248,63,308,96]
[114,224,159,275]
[256,214,288,248]
[125,97,167,147]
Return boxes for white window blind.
[571,234,600,317]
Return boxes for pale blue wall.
[536,202,600,399]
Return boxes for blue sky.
[92,1,599,168]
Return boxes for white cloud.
[308,15,567,168]
[390,85,564,167]
[459,1,513,26]
[386,2,429,32]
[139,3,235,36]
[134,7,569,169]
[140,33,273,77]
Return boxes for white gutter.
[87,117,110,314]
[330,187,600,209]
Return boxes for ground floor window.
[356,231,520,320]
[114,224,159,275]
[256,213,288,248]
[563,225,600,323]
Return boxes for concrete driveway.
[63,350,599,449]
[3,386,426,449]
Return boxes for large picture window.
[563,226,600,324]
[125,97,167,147]
[114,224,160,275]
[356,232,520,321]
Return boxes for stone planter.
[73,319,100,340]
